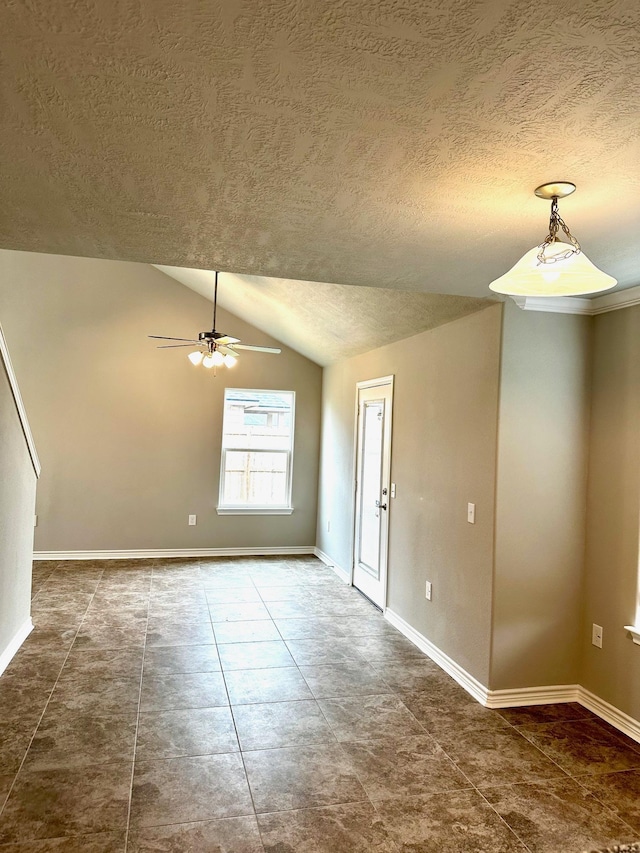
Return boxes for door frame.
[350,374,394,610]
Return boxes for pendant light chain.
[537,196,581,265]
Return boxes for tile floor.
[0,556,639,852]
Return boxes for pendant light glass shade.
[188,350,204,365]
[202,353,216,368]
[489,240,617,297]
[223,354,237,368]
[490,183,617,297]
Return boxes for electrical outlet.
[592,623,603,648]
[188,514,197,526]
[425,581,432,601]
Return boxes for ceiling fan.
[149,270,281,369]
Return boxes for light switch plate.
[467,503,476,524]
[425,581,432,601]
[391,483,396,498]
[592,623,603,648]
[188,514,197,526]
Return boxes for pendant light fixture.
[489,182,617,297]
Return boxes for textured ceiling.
[1,0,639,297]
[155,265,496,365]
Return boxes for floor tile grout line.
[480,726,640,846]
[253,797,375,821]
[472,787,536,853]
[395,690,540,848]
[393,702,537,853]
[124,792,418,837]
[585,716,640,757]
[513,718,607,780]
[567,770,640,837]
[208,573,263,829]
[235,567,336,850]
[248,567,379,837]
[571,766,640,780]
[239,593,379,845]
[402,701,579,853]
[122,571,152,852]
[258,588,291,649]
[0,565,106,825]
[329,738,392,818]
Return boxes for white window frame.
[216,388,295,516]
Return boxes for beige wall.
[317,299,606,698]
[492,301,591,689]
[317,305,503,684]
[0,250,322,552]
[0,348,37,662]
[4,242,638,722]
[582,306,640,720]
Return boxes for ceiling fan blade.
[214,335,241,345]
[148,335,199,342]
[157,344,204,349]
[231,344,282,354]
[217,346,239,357]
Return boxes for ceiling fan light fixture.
[149,271,281,370]
[489,183,617,297]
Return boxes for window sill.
[624,625,640,646]
[216,507,294,516]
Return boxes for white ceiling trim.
[511,286,640,317]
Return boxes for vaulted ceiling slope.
[1,1,639,297]
[155,266,496,365]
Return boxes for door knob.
[375,500,387,511]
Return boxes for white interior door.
[352,377,393,609]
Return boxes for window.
[217,389,295,515]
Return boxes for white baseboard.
[0,618,33,677]
[33,547,316,561]
[579,686,640,746]
[485,683,580,709]
[384,607,640,746]
[313,547,351,584]
[384,608,489,705]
